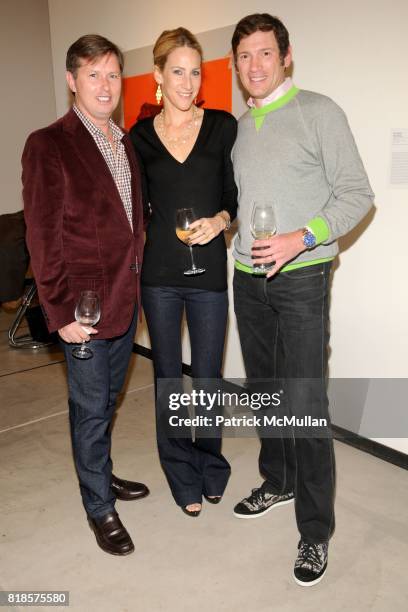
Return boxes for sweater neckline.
[250,85,299,116]
[250,86,299,131]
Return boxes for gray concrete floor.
[0,308,407,612]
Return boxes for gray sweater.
[232,89,374,268]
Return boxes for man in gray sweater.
[231,14,374,586]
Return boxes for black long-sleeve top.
[129,109,238,291]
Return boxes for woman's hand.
[188,214,227,245]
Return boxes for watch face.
[303,230,316,248]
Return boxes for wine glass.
[250,203,277,274]
[176,208,205,276]
[72,290,101,360]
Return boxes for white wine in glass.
[72,290,100,360]
[175,228,194,244]
[250,203,277,274]
[176,208,205,276]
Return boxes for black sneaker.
[233,484,294,519]
[293,540,328,586]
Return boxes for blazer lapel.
[62,109,133,233]
[122,134,142,236]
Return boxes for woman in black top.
[130,27,237,516]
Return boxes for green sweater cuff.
[306,217,330,244]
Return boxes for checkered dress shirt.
[73,105,133,229]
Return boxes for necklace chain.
[156,106,200,148]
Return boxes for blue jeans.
[142,285,231,506]
[233,263,335,543]
[61,307,137,518]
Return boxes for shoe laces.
[247,487,267,504]
[296,542,326,571]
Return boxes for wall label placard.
[390,129,408,187]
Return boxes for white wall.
[0,0,56,215]
[48,0,408,453]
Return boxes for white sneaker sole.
[233,496,294,519]
[293,565,327,587]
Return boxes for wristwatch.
[302,227,316,249]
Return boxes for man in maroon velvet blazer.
[22,35,148,556]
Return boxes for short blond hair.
[66,34,124,77]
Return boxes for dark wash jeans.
[61,307,137,519]
[142,285,231,506]
[233,263,335,544]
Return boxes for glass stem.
[189,245,197,270]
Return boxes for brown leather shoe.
[111,474,149,501]
[88,511,134,556]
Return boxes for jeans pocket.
[281,263,330,281]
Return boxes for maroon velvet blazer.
[22,108,144,339]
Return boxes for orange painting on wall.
[122,57,232,130]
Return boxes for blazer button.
[130,264,137,271]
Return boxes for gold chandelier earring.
[155,84,162,105]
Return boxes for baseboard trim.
[133,343,192,376]
[331,424,407,470]
[132,343,407,470]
